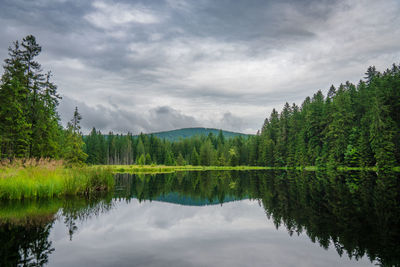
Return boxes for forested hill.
[148,192,242,206]
[138,128,250,141]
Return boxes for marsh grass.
[99,164,400,174]
[102,165,273,174]
[0,159,114,200]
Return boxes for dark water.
[1,170,399,266]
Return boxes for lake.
[1,170,399,266]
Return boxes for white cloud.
[84,1,160,30]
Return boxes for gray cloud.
[0,0,399,134]
[59,95,200,133]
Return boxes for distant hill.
[154,192,246,206]
[139,127,251,141]
[124,192,245,206]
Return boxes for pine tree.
[137,154,145,165]
[200,140,214,166]
[228,147,239,166]
[176,153,185,166]
[64,107,87,165]
[145,153,152,165]
[164,151,175,166]
[190,147,200,166]
[0,35,62,159]
[136,138,145,160]
[0,40,31,159]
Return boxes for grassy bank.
[0,160,114,200]
[99,165,272,174]
[97,164,400,174]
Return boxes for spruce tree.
[0,35,61,159]
[176,153,185,166]
[190,147,200,166]
[0,40,31,159]
[64,107,87,165]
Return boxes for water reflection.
[0,170,399,266]
[0,217,54,266]
[0,197,113,266]
[114,171,248,205]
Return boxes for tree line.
[0,35,86,164]
[85,64,400,168]
[84,129,248,166]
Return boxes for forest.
[0,35,87,164]
[1,35,400,169]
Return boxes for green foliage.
[164,151,175,166]
[176,152,185,166]
[145,153,152,165]
[228,147,239,166]
[200,140,214,166]
[137,154,145,165]
[343,145,360,167]
[190,148,200,166]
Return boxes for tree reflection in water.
[0,170,399,266]
[0,196,113,266]
[114,170,400,266]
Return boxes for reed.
[0,159,114,200]
[96,164,400,174]
[101,164,273,174]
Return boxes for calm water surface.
[1,170,399,266]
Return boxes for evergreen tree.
[176,153,185,166]
[228,147,239,166]
[136,138,145,160]
[190,147,200,166]
[164,151,175,166]
[64,107,87,165]
[137,154,145,165]
[145,153,152,165]
[200,140,214,166]
[0,35,61,159]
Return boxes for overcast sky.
[0,0,399,134]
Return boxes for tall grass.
[97,164,400,174]
[104,164,273,174]
[0,159,114,200]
